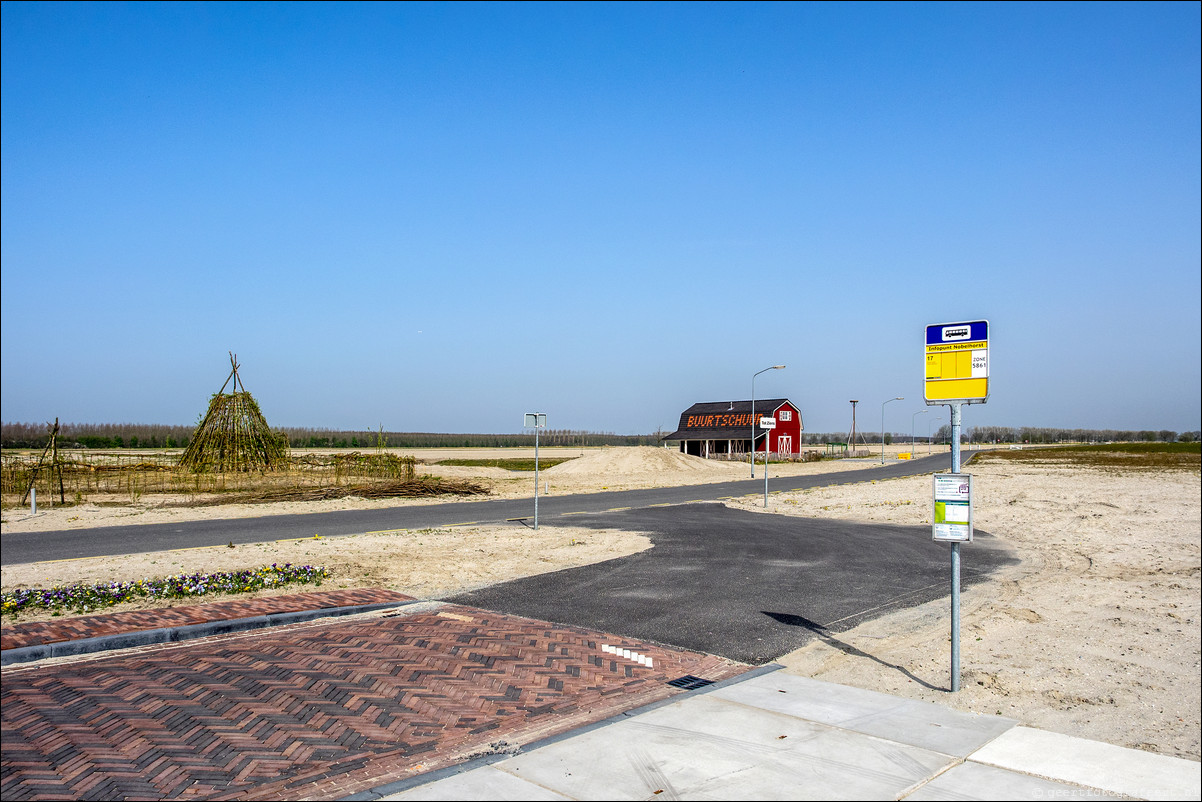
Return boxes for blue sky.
[3,2,1199,435]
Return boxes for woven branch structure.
[179,354,289,473]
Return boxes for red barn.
[663,399,804,459]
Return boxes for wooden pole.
[52,418,65,504]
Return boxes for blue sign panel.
[926,320,988,345]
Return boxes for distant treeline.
[932,425,1198,444]
[0,422,661,450]
[1,422,196,449]
[733,429,1199,446]
[282,428,662,449]
[2,421,1196,450]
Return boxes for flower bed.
[1,563,330,616]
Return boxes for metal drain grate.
[666,675,714,690]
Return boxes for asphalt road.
[452,501,1016,666]
[2,449,1008,670]
[1,451,970,565]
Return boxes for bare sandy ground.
[3,446,1196,761]
[0,524,652,615]
[725,459,1201,761]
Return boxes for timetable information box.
[925,321,989,403]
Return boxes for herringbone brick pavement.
[1,589,414,651]
[1,604,747,800]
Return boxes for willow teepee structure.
[180,353,289,473]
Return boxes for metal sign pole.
[534,425,539,531]
[764,436,769,507]
[524,413,546,530]
[759,417,776,507]
[950,401,963,692]
[750,365,785,478]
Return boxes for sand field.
[725,456,1200,760]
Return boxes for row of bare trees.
[0,422,662,450]
[283,428,661,449]
[0,421,195,449]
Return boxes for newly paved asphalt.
[0,452,968,565]
[450,502,1016,666]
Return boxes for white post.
[30,485,37,515]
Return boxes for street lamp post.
[751,365,785,478]
[880,397,903,464]
[847,400,859,455]
[912,409,928,458]
[524,413,547,529]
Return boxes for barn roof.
[662,399,798,441]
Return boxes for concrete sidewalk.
[368,671,1200,801]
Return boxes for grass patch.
[975,442,1200,470]
[435,458,576,471]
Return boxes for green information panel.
[933,473,973,542]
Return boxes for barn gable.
[663,399,804,458]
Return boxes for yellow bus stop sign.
[925,321,989,403]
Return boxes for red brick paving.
[1,589,414,651]
[1,603,747,800]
